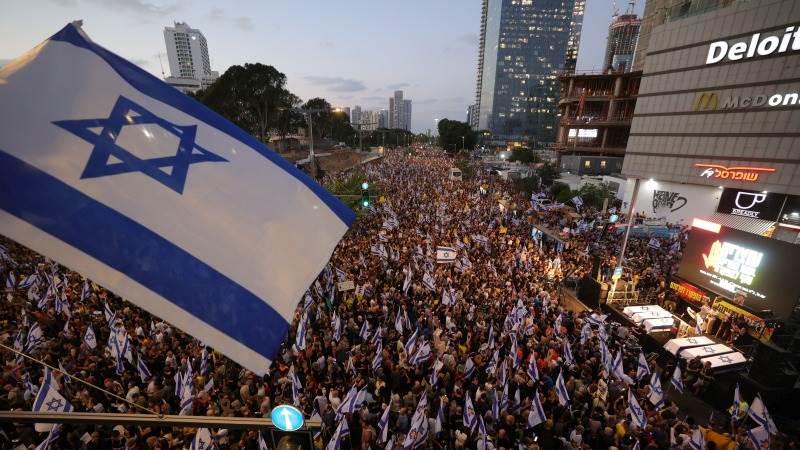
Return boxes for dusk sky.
[1,0,643,133]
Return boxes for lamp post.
[461,135,465,151]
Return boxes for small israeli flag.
[563,340,573,365]
[527,352,539,382]
[689,429,705,450]
[372,342,383,371]
[637,352,651,380]
[434,400,445,434]
[137,354,152,382]
[190,428,213,450]
[410,342,431,366]
[404,327,419,355]
[435,246,457,264]
[613,351,633,385]
[671,366,684,393]
[422,272,436,291]
[378,401,391,443]
[25,323,44,353]
[295,313,308,350]
[747,426,770,450]
[487,324,495,350]
[748,395,778,435]
[0,23,353,375]
[580,323,592,345]
[463,392,477,431]
[464,357,476,379]
[33,381,73,432]
[257,431,270,450]
[555,370,570,406]
[326,418,349,450]
[394,309,404,334]
[84,324,97,349]
[628,389,647,429]
[402,266,413,294]
[34,423,62,450]
[648,373,664,408]
[527,391,547,428]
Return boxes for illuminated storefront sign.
[706,26,800,65]
[695,163,775,182]
[712,299,775,341]
[693,91,800,111]
[716,188,787,221]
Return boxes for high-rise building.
[388,91,412,130]
[163,22,218,93]
[378,109,389,129]
[351,106,362,127]
[403,100,412,132]
[474,0,585,145]
[603,4,641,72]
[360,110,378,131]
[467,104,480,130]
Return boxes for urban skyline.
[0,0,643,133]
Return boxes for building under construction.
[603,4,641,72]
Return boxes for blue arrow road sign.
[271,404,304,432]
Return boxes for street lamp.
[461,135,465,150]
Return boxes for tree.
[196,63,298,143]
[537,162,559,186]
[513,175,540,196]
[578,183,613,209]
[507,147,539,164]
[437,119,477,153]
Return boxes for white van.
[449,167,462,181]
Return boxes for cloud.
[305,76,367,92]
[129,58,151,67]
[456,33,479,46]
[207,7,253,31]
[386,82,410,90]
[415,98,438,105]
[48,0,178,17]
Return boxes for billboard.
[677,224,800,319]
[716,188,787,221]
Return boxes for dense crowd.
[0,148,791,450]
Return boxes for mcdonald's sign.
[694,91,719,111]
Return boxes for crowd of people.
[0,148,791,450]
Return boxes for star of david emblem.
[718,355,733,363]
[198,438,206,449]
[702,346,715,353]
[53,96,227,194]
[688,338,698,344]
[46,398,64,411]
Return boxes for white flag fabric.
[747,426,770,450]
[628,389,647,429]
[0,23,354,375]
[671,366,684,393]
[527,391,547,428]
[83,324,97,349]
[378,401,391,443]
[748,395,778,435]
[648,373,664,408]
[636,352,650,380]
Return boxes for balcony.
[559,114,632,127]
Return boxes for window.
[600,160,607,168]
[584,160,591,168]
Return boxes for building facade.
[555,70,641,160]
[474,0,585,145]
[378,109,389,129]
[403,100,412,132]
[351,106,362,127]
[467,104,480,129]
[388,91,411,130]
[163,22,218,93]
[623,0,800,242]
[603,11,641,72]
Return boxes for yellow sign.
[694,91,719,111]
[499,227,508,234]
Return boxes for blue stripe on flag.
[48,23,355,227]
[0,148,289,362]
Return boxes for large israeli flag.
[0,23,354,375]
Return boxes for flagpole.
[0,342,161,416]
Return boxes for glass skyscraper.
[475,0,585,144]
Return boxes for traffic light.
[361,182,370,208]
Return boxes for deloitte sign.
[705,26,800,64]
